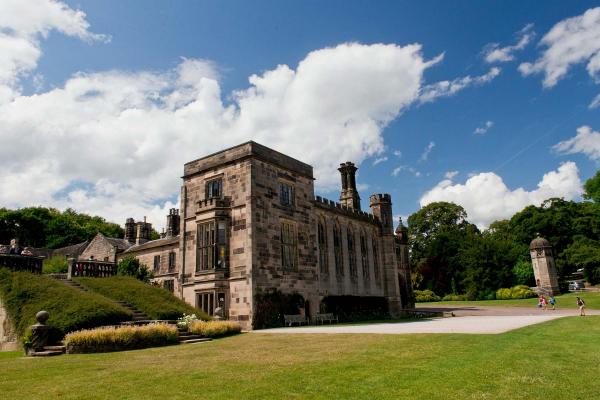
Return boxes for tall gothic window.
[360,233,369,280]
[348,227,357,279]
[373,239,380,283]
[333,223,343,276]
[196,220,227,272]
[281,221,297,271]
[168,251,176,272]
[153,255,160,273]
[318,219,328,274]
[279,183,295,206]
[206,179,222,199]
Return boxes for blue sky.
[1,1,600,229]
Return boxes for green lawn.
[418,291,600,309]
[1,316,599,399]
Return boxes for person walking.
[576,297,586,316]
[541,295,548,311]
[549,296,556,310]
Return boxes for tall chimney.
[124,218,136,243]
[166,208,180,237]
[338,162,361,211]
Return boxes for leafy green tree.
[563,236,600,285]
[512,259,535,286]
[583,170,600,203]
[42,255,69,274]
[117,256,153,282]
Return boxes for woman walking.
[576,297,586,316]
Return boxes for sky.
[1,0,600,231]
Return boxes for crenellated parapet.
[313,195,379,225]
[196,197,231,212]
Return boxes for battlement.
[196,197,231,212]
[369,193,391,205]
[313,196,379,224]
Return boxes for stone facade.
[79,233,131,263]
[530,235,560,295]
[0,298,18,351]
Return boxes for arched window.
[373,238,380,283]
[318,218,328,274]
[360,232,369,280]
[333,222,343,276]
[348,226,357,279]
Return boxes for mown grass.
[76,276,208,320]
[418,291,600,309]
[1,316,599,399]
[0,269,132,342]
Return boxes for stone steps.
[179,338,211,344]
[30,344,66,357]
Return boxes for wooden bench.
[284,314,308,327]
[314,313,338,325]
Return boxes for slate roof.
[123,236,179,253]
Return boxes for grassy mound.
[0,269,132,343]
[76,276,208,320]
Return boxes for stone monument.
[530,234,560,295]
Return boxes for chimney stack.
[338,162,361,211]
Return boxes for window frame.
[279,182,295,207]
[196,219,228,273]
[153,254,161,273]
[280,220,297,271]
[205,178,223,200]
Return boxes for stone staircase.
[177,327,211,344]
[30,343,66,357]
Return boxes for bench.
[402,309,454,319]
[284,314,308,327]
[314,313,338,325]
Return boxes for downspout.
[179,184,187,299]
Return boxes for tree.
[563,236,600,285]
[117,256,153,282]
[512,259,535,286]
[583,170,600,203]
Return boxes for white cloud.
[418,67,501,104]
[589,93,600,109]
[474,120,494,135]
[553,125,600,161]
[420,162,583,228]
[519,7,600,88]
[419,141,435,162]
[444,170,459,179]
[372,156,388,166]
[392,166,404,177]
[391,165,420,178]
[484,24,535,63]
[393,149,402,157]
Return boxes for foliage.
[117,256,153,282]
[0,207,124,249]
[252,289,305,329]
[320,295,389,322]
[441,294,468,301]
[188,320,242,338]
[42,255,69,274]
[176,313,199,330]
[512,259,535,286]
[495,285,537,300]
[583,170,600,203]
[562,236,600,285]
[76,276,207,321]
[64,323,177,353]
[0,269,132,344]
[413,290,441,302]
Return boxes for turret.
[369,194,393,234]
[166,208,180,237]
[338,162,361,211]
[124,218,136,244]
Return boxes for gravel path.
[255,315,572,335]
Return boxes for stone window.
[360,233,369,280]
[318,219,328,274]
[373,239,380,283]
[168,251,176,271]
[196,220,228,272]
[333,223,343,276]
[279,182,295,206]
[197,291,215,316]
[205,178,222,199]
[153,255,160,273]
[348,227,357,279]
[281,221,297,271]
[163,279,174,293]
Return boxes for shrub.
[414,290,441,302]
[176,313,199,330]
[496,285,537,300]
[42,255,68,274]
[65,323,177,353]
[253,289,305,329]
[188,320,242,338]
[320,295,389,322]
[0,269,132,345]
[76,276,208,321]
[117,256,153,282]
[441,294,468,301]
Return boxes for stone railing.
[68,259,117,278]
[0,254,43,274]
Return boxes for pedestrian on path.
[576,297,586,316]
[549,296,556,310]
[541,295,548,311]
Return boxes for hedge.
[65,323,178,353]
[0,268,132,344]
[414,290,441,302]
[188,320,242,338]
[76,276,208,321]
[252,289,305,330]
[495,285,537,300]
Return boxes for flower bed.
[188,320,242,338]
[65,323,178,354]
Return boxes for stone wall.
[0,297,18,352]
[80,234,117,262]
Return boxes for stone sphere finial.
[35,310,49,325]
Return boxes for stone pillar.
[29,311,50,354]
[530,235,560,295]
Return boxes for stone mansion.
[82,142,415,329]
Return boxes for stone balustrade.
[68,259,117,278]
[0,254,43,274]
